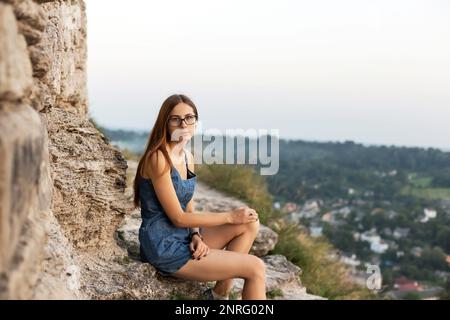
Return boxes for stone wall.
[0,0,130,299]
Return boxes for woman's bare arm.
[145,150,232,228]
[185,198,200,234]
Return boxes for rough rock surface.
[0,0,115,299]
[41,106,132,254]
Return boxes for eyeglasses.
[168,114,198,127]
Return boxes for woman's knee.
[246,256,266,280]
[246,219,260,236]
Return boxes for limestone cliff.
[0,0,128,299]
[0,0,323,300]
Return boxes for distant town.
[276,182,450,299]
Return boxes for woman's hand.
[189,234,210,260]
[228,206,259,224]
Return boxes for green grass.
[266,288,284,299]
[229,291,239,300]
[402,172,450,200]
[410,175,433,188]
[401,186,450,200]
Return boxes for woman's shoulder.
[142,149,171,180]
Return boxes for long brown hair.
[133,94,198,208]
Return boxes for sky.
[85,0,450,151]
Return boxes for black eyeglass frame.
[167,114,198,126]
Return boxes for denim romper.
[138,150,198,276]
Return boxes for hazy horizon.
[86,0,450,152]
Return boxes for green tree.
[439,279,450,300]
[437,227,450,252]
[403,292,421,300]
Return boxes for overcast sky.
[85,0,450,151]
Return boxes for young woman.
[133,94,266,300]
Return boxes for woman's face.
[167,102,197,143]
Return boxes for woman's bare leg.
[200,221,260,297]
[172,248,266,300]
